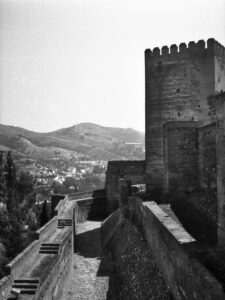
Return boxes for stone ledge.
[143,201,196,244]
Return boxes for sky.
[0,0,225,133]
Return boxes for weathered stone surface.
[145,39,225,193]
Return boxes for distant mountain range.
[0,123,144,160]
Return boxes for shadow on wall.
[170,190,217,246]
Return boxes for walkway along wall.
[102,179,225,300]
[0,195,73,300]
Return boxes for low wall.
[101,209,121,249]
[68,189,105,201]
[105,160,145,213]
[68,191,94,200]
[69,190,107,221]
[36,230,72,300]
[36,216,58,240]
[6,240,40,278]
[127,196,225,300]
[0,194,72,299]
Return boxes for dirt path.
[60,221,115,300]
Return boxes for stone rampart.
[35,230,72,300]
[105,160,145,212]
[0,195,73,300]
[102,185,225,300]
[145,38,225,61]
[128,196,225,300]
[145,38,225,192]
[69,190,107,221]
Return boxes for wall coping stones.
[143,201,196,244]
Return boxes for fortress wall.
[198,123,216,190]
[163,122,199,193]
[36,230,72,300]
[68,189,105,200]
[105,160,145,213]
[215,93,225,245]
[125,196,225,300]
[70,192,107,222]
[145,39,224,192]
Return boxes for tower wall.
[145,39,225,192]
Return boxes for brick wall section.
[145,39,225,192]
[163,122,199,193]
[105,160,145,213]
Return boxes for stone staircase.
[57,218,72,228]
[8,279,39,299]
[39,243,60,254]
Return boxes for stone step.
[11,287,37,295]
[58,220,72,223]
[12,283,38,289]
[41,243,60,246]
[39,250,58,254]
[14,279,39,284]
[10,288,20,297]
[40,246,59,249]
[20,289,37,295]
[40,245,60,248]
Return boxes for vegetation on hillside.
[0,123,144,161]
[0,151,40,278]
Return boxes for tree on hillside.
[15,171,36,220]
[4,151,16,212]
[39,200,49,227]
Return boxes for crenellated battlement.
[145,38,225,60]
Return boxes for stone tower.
[145,38,225,193]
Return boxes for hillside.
[0,123,144,160]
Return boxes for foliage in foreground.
[0,151,40,278]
